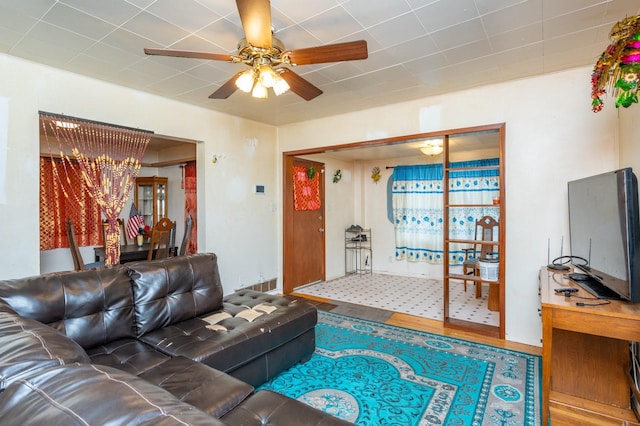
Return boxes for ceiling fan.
[144,0,368,101]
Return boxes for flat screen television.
[568,167,640,302]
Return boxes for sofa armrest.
[0,364,225,425]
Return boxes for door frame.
[282,155,326,293]
[282,123,505,341]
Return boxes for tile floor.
[295,273,499,326]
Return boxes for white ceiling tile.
[103,28,159,55]
[367,13,427,49]
[126,0,155,8]
[343,0,412,28]
[146,0,222,33]
[168,34,230,56]
[11,34,80,67]
[316,62,367,82]
[402,53,450,76]
[0,6,40,34]
[0,0,55,19]
[193,0,238,18]
[148,72,210,95]
[67,53,125,78]
[298,6,365,44]
[126,56,180,81]
[602,0,640,21]
[28,21,95,54]
[489,23,543,52]
[122,11,189,46]
[481,1,543,36]
[383,35,440,63]
[43,3,117,41]
[269,7,298,34]
[543,4,611,39]
[431,18,487,50]
[184,62,235,84]
[271,0,339,23]
[0,27,22,52]
[274,25,323,51]
[542,0,608,19]
[414,0,481,32]
[443,39,494,63]
[475,0,531,15]
[83,42,142,69]
[196,18,244,52]
[60,0,141,26]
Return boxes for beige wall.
[278,66,620,346]
[620,107,640,170]
[0,53,278,294]
[0,50,627,346]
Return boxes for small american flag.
[126,203,145,239]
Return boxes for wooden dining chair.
[147,217,175,260]
[462,215,499,298]
[102,218,129,248]
[179,215,193,256]
[66,219,105,271]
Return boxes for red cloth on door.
[293,166,321,211]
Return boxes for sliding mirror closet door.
[443,125,505,339]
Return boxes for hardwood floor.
[288,292,541,356]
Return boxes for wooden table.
[94,244,176,263]
[540,267,640,425]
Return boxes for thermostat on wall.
[255,184,265,194]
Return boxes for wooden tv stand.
[540,267,640,425]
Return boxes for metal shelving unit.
[345,227,372,275]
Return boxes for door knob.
[319,228,324,233]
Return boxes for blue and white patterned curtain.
[392,159,499,264]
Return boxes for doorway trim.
[282,123,505,340]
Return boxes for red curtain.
[184,161,197,254]
[39,157,102,250]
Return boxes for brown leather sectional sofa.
[0,253,350,425]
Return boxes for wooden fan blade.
[279,69,323,101]
[144,48,233,62]
[287,40,368,65]
[236,0,272,49]
[209,73,242,99]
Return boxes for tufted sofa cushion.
[136,289,317,386]
[0,265,135,349]
[0,307,90,392]
[85,338,171,375]
[127,253,224,337]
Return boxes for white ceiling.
[2,1,639,127]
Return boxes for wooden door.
[283,156,325,293]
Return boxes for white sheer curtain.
[392,159,499,264]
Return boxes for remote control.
[554,287,578,293]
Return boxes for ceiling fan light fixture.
[251,81,268,99]
[259,65,277,88]
[273,74,290,96]
[236,69,255,93]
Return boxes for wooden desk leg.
[541,308,552,426]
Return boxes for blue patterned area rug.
[258,311,541,425]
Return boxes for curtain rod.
[38,110,154,134]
